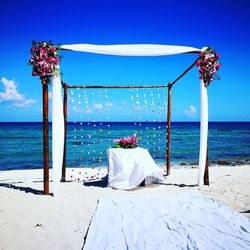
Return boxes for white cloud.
[13,99,36,108]
[73,108,84,113]
[105,102,113,107]
[0,77,23,102]
[185,105,197,117]
[0,77,36,108]
[86,107,92,114]
[93,103,103,110]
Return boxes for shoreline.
[0,165,249,249]
[1,158,250,172]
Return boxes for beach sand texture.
[0,165,249,250]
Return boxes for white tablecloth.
[107,147,166,190]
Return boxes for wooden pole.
[61,84,68,182]
[166,84,172,175]
[169,57,201,87]
[204,144,209,185]
[42,81,49,194]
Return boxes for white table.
[107,147,166,190]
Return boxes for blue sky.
[0,0,250,122]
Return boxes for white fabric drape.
[198,79,208,186]
[52,75,64,195]
[61,44,202,56]
[107,147,166,190]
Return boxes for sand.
[0,165,249,250]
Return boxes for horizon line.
[0,121,249,123]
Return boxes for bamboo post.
[166,84,172,176]
[204,144,209,185]
[61,84,68,182]
[42,80,49,194]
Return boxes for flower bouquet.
[29,40,61,84]
[112,134,141,149]
[196,47,221,87]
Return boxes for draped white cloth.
[51,43,208,194]
[198,79,208,186]
[107,147,166,190]
[52,75,64,195]
[61,44,202,56]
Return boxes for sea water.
[0,122,249,171]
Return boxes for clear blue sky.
[0,0,250,122]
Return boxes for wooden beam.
[166,84,172,175]
[61,84,68,182]
[67,84,168,89]
[42,82,49,194]
[168,57,201,87]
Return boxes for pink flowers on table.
[29,41,61,84]
[113,134,141,149]
[196,47,221,87]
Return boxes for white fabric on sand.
[83,191,250,250]
[61,44,202,56]
[52,75,64,195]
[107,147,166,190]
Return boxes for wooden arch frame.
[42,54,209,195]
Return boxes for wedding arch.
[29,42,221,195]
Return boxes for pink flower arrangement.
[196,47,221,87]
[29,41,61,84]
[113,134,141,149]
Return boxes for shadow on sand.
[160,183,197,188]
[240,210,250,214]
[83,175,108,188]
[83,175,196,189]
[0,183,43,195]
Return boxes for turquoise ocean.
[0,122,249,171]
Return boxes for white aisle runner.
[83,191,250,250]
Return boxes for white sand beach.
[0,165,249,250]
